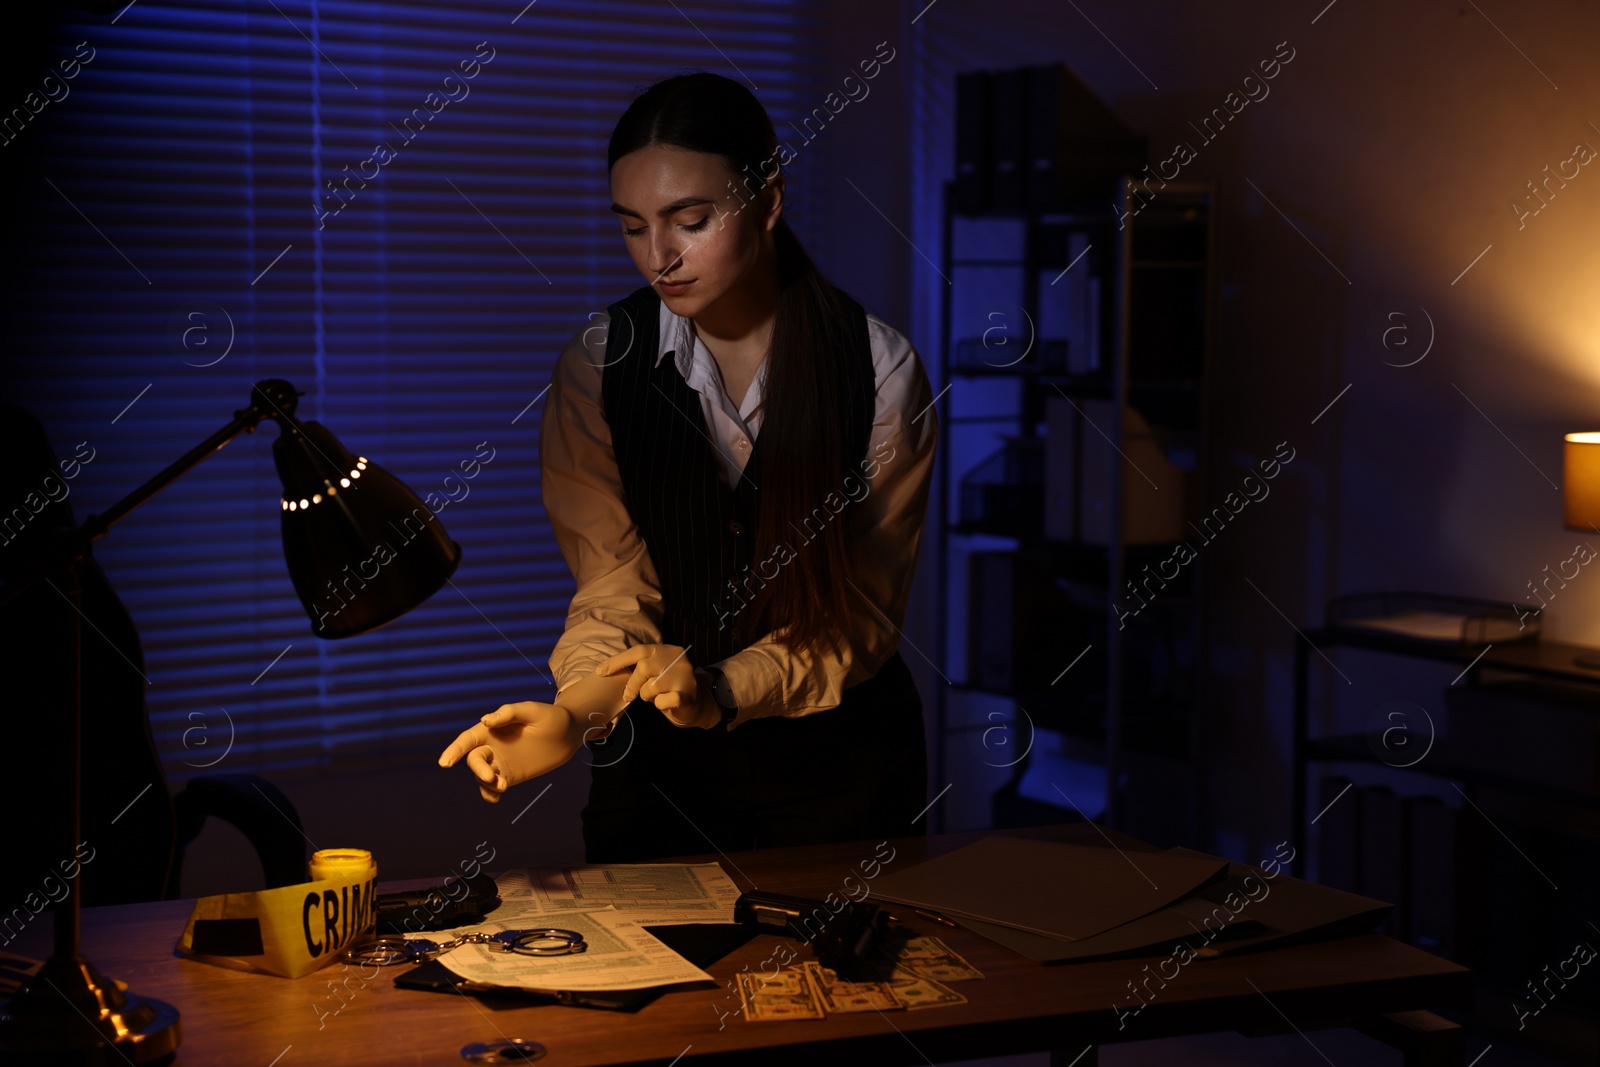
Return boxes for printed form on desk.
[432,864,741,992]
[437,907,715,991]
[494,862,741,925]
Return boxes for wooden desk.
[13,825,1470,1066]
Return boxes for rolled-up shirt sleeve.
[542,314,666,693]
[715,317,938,725]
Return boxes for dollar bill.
[736,968,825,1022]
[800,961,904,1013]
[887,970,967,1010]
[894,936,984,982]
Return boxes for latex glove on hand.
[598,643,720,729]
[438,671,630,802]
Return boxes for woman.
[439,71,938,862]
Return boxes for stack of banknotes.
[737,936,983,1022]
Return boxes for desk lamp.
[0,379,460,1064]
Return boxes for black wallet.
[392,923,754,1012]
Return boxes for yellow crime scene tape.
[177,850,377,979]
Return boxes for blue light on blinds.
[12,0,823,781]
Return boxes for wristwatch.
[698,666,739,729]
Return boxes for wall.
[810,0,1600,859]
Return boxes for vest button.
[728,521,743,535]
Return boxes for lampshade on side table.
[1564,432,1600,531]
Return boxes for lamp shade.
[1564,432,1600,530]
[273,418,461,638]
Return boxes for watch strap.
[701,666,738,728]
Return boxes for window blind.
[11,0,825,780]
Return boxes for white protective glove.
[597,643,720,729]
[438,671,630,803]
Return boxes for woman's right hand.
[439,670,632,803]
[438,701,582,803]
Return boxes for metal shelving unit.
[932,177,1218,845]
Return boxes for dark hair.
[608,71,863,664]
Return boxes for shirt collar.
[654,296,694,378]
[651,292,769,419]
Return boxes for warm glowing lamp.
[1563,432,1600,530]
[0,380,457,1064]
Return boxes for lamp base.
[0,954,181,1066]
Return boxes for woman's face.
[609,144,779,320]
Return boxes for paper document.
[958,861,1390,962]
[493,862,739,925]
[1340,610,1524,644]
[436,908,714,991]
[869,836,1227,943]
[1341,611,1471,642]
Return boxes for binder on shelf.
[1452,807,1494,970]
[954,71,990,212]
[1316,775,1360,893]
[988,68,1029,210]
[1357,785,1405,941]
[1405,795,1458,959]
[1024,63,1146,208]
[955,62,1147,212]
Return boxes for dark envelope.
[869,836,1229,943]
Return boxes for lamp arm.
[82,379,303,543]
[0,381,304,616]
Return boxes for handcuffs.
[345,927,588,967]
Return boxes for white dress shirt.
[539,295,938,726]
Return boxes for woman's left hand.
[597,644,720,729]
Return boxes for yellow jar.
[309,848,376,885]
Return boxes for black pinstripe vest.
[600,284,874,666]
